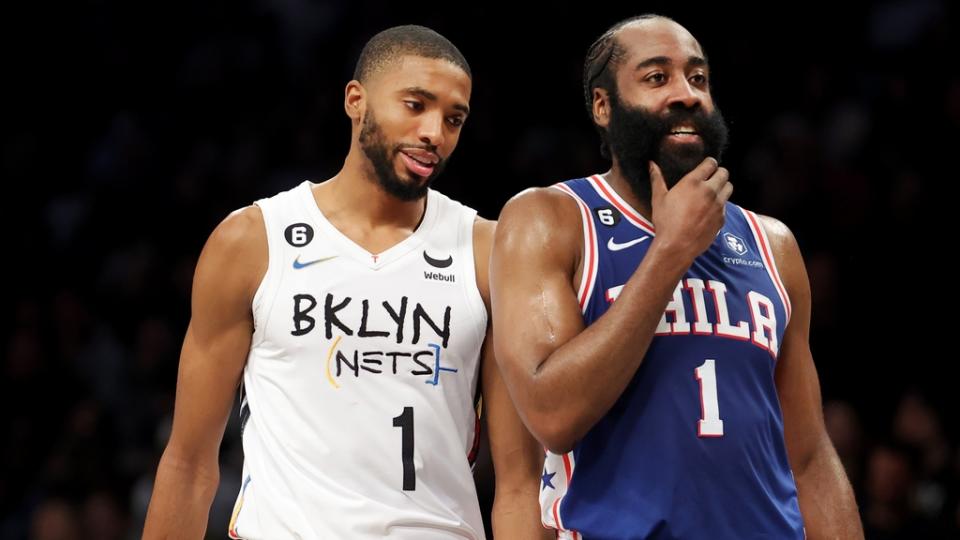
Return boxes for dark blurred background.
[2,1,956,538]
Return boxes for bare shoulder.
[472,216,497,273]
[497,187,583,255]
[473,215,497,250]
[499,186,581,230]
[753,213,802,264]
[472,215,497,309]
[753,213,794,251]
[495,187,585,281]
[753,213,809,300]
[209,205,265,248]
[195,205,267,308]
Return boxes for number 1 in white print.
[695,359,724,437]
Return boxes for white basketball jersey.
[227,180,488,539]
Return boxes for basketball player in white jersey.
[143,25,548,539]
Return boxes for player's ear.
[345,80,366,124]
[592,87,611,129]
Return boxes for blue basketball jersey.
[539,175,804,540]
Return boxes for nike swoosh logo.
[293,254,338,269]
[423,251,453,268]
[607,236,650,251]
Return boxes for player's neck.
[605,161,653,221]
[317,151,427,232]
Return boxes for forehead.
[614,19,705,71]
[369,55,471,103]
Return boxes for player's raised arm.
[490,159,729,453]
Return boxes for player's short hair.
[583,14,674,158]
[353,25,471,83]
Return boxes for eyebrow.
[634,55,709,71]
[400,86,470,116]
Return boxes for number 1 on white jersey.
[392,407,416,490]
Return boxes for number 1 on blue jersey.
[695,359,724,437]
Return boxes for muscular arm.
[143,206,267,539]
[474,218,551,539]
[491,160,731,453]
[762,216,863,540]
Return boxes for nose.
[418,110,445,148]
[665,76,702,111]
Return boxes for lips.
[666,125,702,143]
[668,124,699,136]
[399,150,437,178]
[400,148,439,165]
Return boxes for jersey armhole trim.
[250,199,284,348]
[741,207,792,326]
[459,207,488,349]
[587,174,656,235]
[551,183,598,315]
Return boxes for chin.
[400,169,428,185]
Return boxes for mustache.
[658,106,714,133]
[396,143,439,153]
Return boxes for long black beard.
[606,91,729,204]
[358,110,447,202]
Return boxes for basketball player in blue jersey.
[144,26,548,539]
[490,15,863,540]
